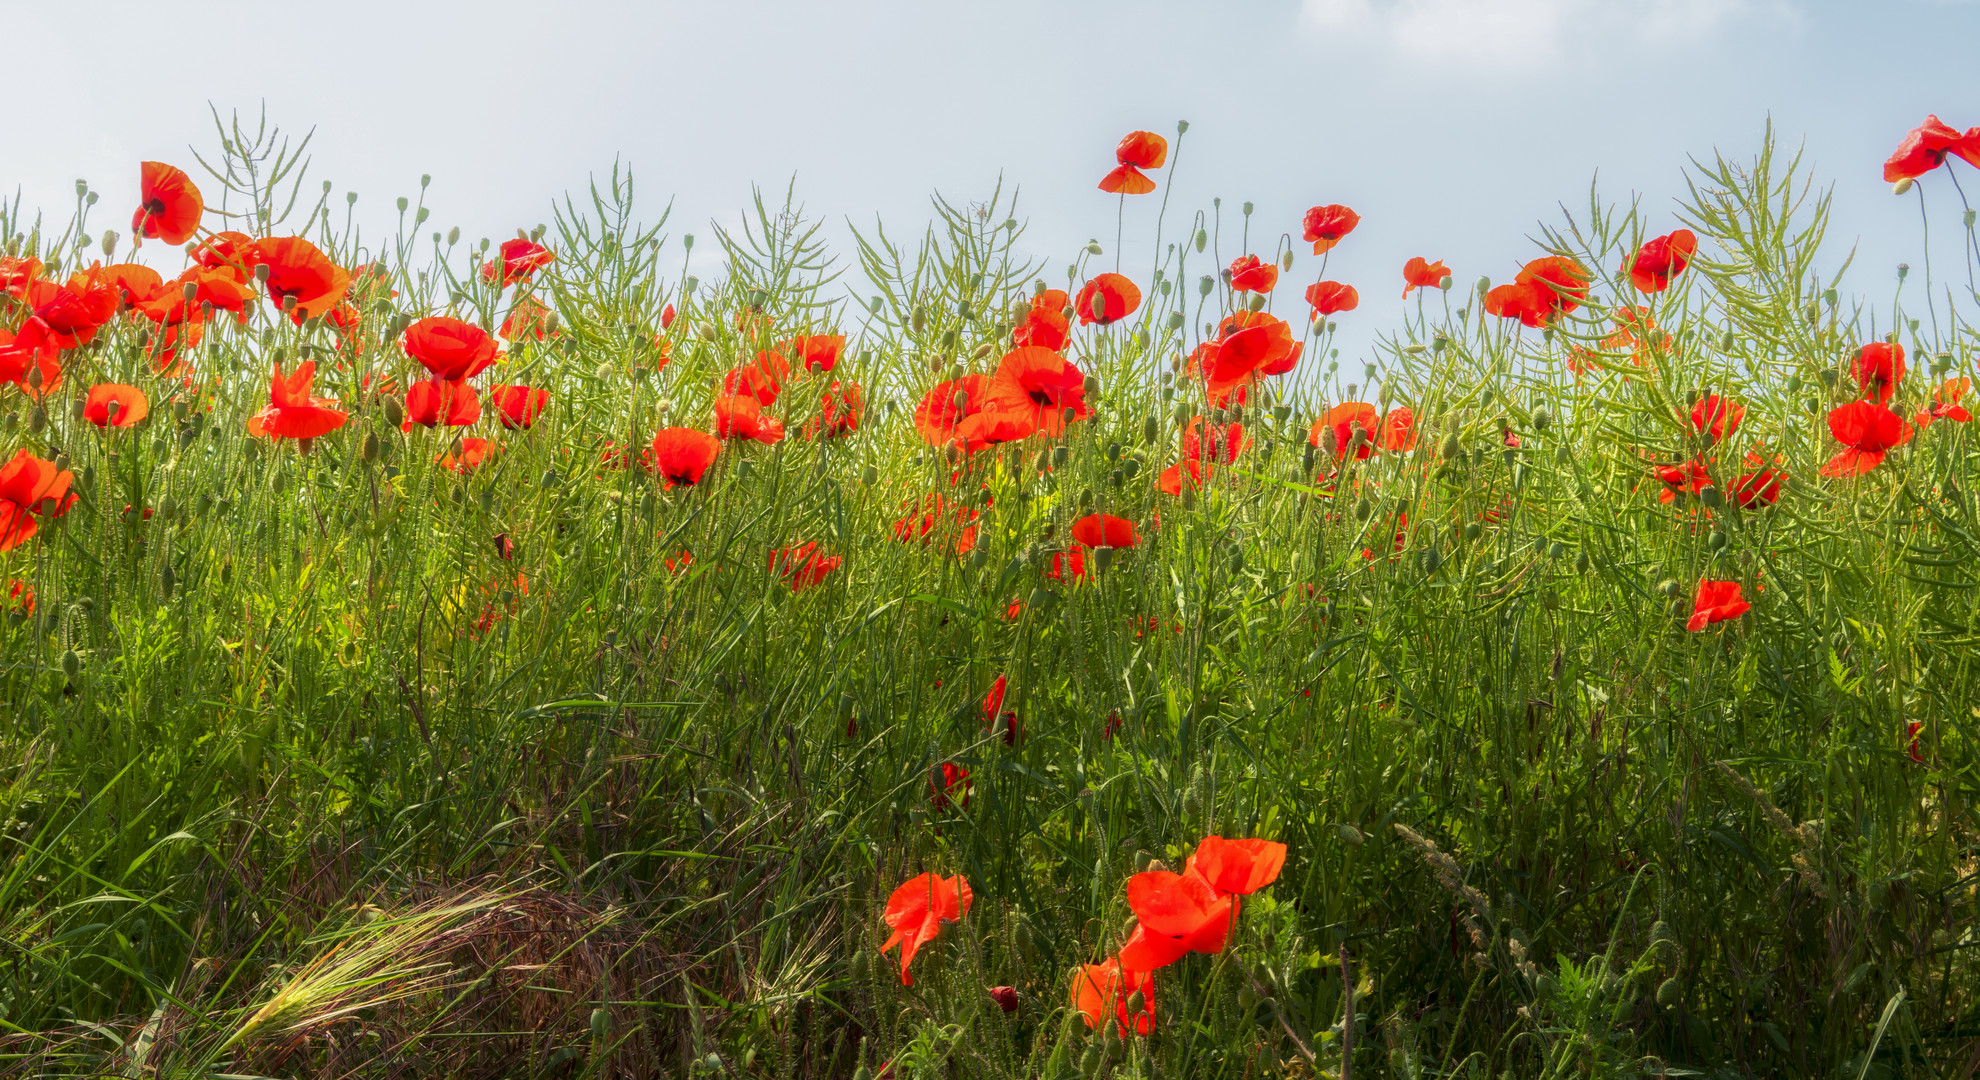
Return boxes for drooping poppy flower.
[131,162,203,246]
[489,384,549,430]
[1098,131,1168,194]
[770,542,840,590]
[1623,230,1698,293]
[880,872,973,985]
[983,674,1019,745]
[248,237,351,321]
[1402,257,1450,297]
[1686,580,1751,631]
[1071,512,1139,550]
[1852,342,1905,404]
[403,316,500,382]
[648,428,720,488]
[1014,290,1071,351]
[788,333,845,373]
[1690,394,1743,444]
[1305,280,1358,316]
[402,379,482,430]
[986,347,1090,436]
[1732,466,1783,508]
[248,361,348,441]
[480,238,555,286]
[1484,256,1589,328]
[1075,273,1141,325]
[1187,836,1287,896]
[1073,958,1157,1038]
[1119,869,1236,971]
[930,761,971,811]
[499,294,557,342]
[82,383,148,428]
[1228,255,1279,293]
[1820,400,1911,478]
[1303,204,1361,255]
[1654,459,1712,504]
[440,437,495,472]
[809,380,863,438]
[1884,115,1980,183]
[714,394,787,444]
[1916,376,1972,428]
[0,449,77,552]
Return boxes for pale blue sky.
[6,0,1978,360]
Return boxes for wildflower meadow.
[3,110,1980,1078]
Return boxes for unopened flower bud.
[1476,275,1492,296]
[383,396,405,428]
[1438,275,1453,290]
[1086,240,1103,256]
[1052,446,1069,467]
[101,230,118,257]
[1893,177,1914,195]
[61,650,81,679]
[1337,823,1364,845]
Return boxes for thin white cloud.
[1301,0,1795,70]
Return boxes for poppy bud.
[1441,434,1461,460]
[445,226,460,247]
[1476,276,1492,297]
[1966,209,1979,227]
[1439,276,1453,291]
[1531,408,1550,431]
[1319,426,1338,455]
[1463,522,1482,541]
[952,390,970,414]
[1353,498,1371,521]
[1337,823,1364,845]
[1658,578,1681,598]
[1893,177,1914,195]
[945,443,963,465]
[1898,263,1910,280]
[1419,548,1440,572]
[1080,1046,1103,1075]
[63,393,78,417]
[1656,976,1682,1007]
[1699,486,1724,509]
[1707,530,1727,550]
[1083,376,1101,398]
[1575,550,1591,574]
[1554,446,1571,466]
[1246,293,1267,312]
[1194,229,1208,253]
[1052,446,1069,468]
[1279,249,1294,272]
[1086,241,1103,256]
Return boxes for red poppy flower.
[1402,257,1450,298]
[1690,394,1743,444]
[403,316,500,382]
[1070,512,1139,550]
[248,237,351,321]
[788,334,845,373]
[500,295,556,342]
[1228,255,1279,293]
[31,274,119,345]
[488,384,548,430]
[1852,342,1905,404]
[1182,416,1247,464]
[1305,280,1358,317]
[988,986,1019,1014]
[0,324,63,398]
[0,255,42,296]
[881,872,973,985]
[1201,312,1298,403]
[131,162,203,246]
[987,347,1090,436]
[894,493,979,549]
[480,238,555,286]
[1485,256,1589,328]
[665,550,694,575]
[916,375,1031,451]
[1303,204,1361,255]
[1378,407,1417,453]
[983,674,1019,745]
[1733,467,1782,508]
[770,542,840,591]
[1119,868,1236,971]
[724,349,793,406]
[248,361,349,441]
[1821,400,1911,477]
[1916,376,1972,427]
[403,379,481,430]
[1013,291,1071,351]
[714,394,787,444]
[99,263,164,308]
[1686,580,1750,631]
[649,428,720,488]
[1309,403,1393,461]
[661,303,677,329]
[140,267,254,327]
[1655,459,1711,503]
[1075,274,1141,325]
[441,437,495,472]
[1098,130,1168,194]
[1159,459,1213,495]
[82,383,148,428]
[1072,958,1156,1038]
[1047,548,1087,582]
[0,449,77,552]
[5,578,33,615]
[930,761,971,811]
[1623,230,1698,293]
[1884,115,1980,182]
[1188,836,1287,895]
[809,380,863,439]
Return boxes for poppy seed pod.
[1700,486,1724,509]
